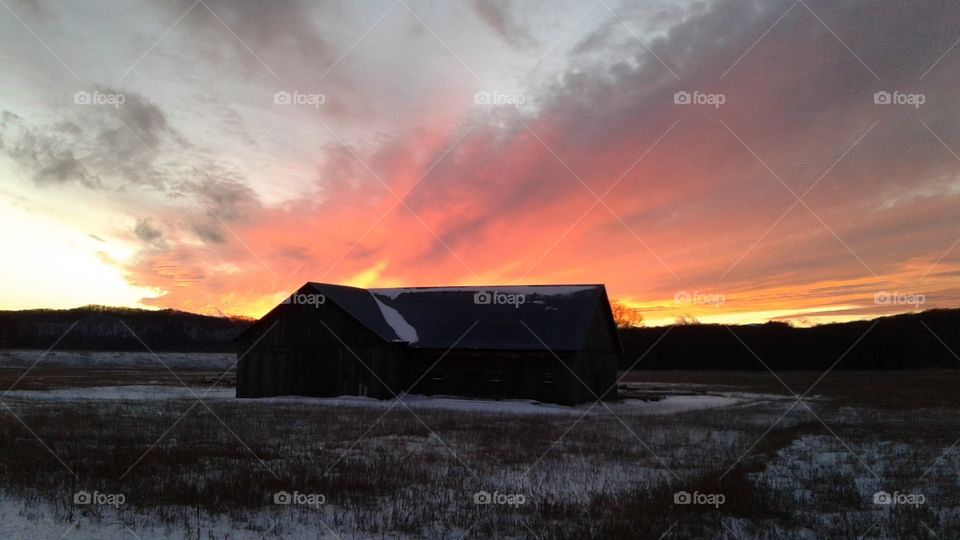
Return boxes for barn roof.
[306,283,617,352]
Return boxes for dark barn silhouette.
[235,283,622,405]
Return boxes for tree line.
[618,309,960,370]
[0,306,251,352]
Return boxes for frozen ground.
[2,384,764,417]
[0,361,957,538]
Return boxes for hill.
[0,306,251,352]
[619,309,960,370]
[3,305,958,368]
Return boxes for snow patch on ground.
[614,395,747,415]
[245,392,757,417]
[251,393,582,415]
[2,385,234,401]
[0,385,760,417]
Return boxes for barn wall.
[581,297,623,354]
[404,349,587,405]
[236,286,402,398]
[573,351,619,401]
[576,299,621,401]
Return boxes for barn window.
[431,371,443,382]
[490,371,502,383]
[541,371,555,384]
[466,370,479,382]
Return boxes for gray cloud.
[0,111,101,188]
[470,0,535,48]
[191,222,225,244]
[134,218,164,243]
[155,0,332,79]
[193,177,262,222]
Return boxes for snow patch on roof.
[371,294,419,343]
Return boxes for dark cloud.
[134,218,163,243]
[156,0,332,79]
[95,86,172,154]
[470,0,535,48]
[193,178,262,222]
[0,85,184,190]
[0,87,238,198]
[191,222,225,244]
[0,111,101,188]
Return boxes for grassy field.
[0,358,957,539]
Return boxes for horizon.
[3,297,951,329]
[3,1,960,327]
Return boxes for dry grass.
[0,366,958,538]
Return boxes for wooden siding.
[236,284,621,405]
[237,285,402,398]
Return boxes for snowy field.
[0,353,958,538]
[0,349,234,370]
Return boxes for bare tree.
[611,302,644,329]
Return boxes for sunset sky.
[1,0,959,326]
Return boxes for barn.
[235,283,622,405]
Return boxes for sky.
[1,0,959,326]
